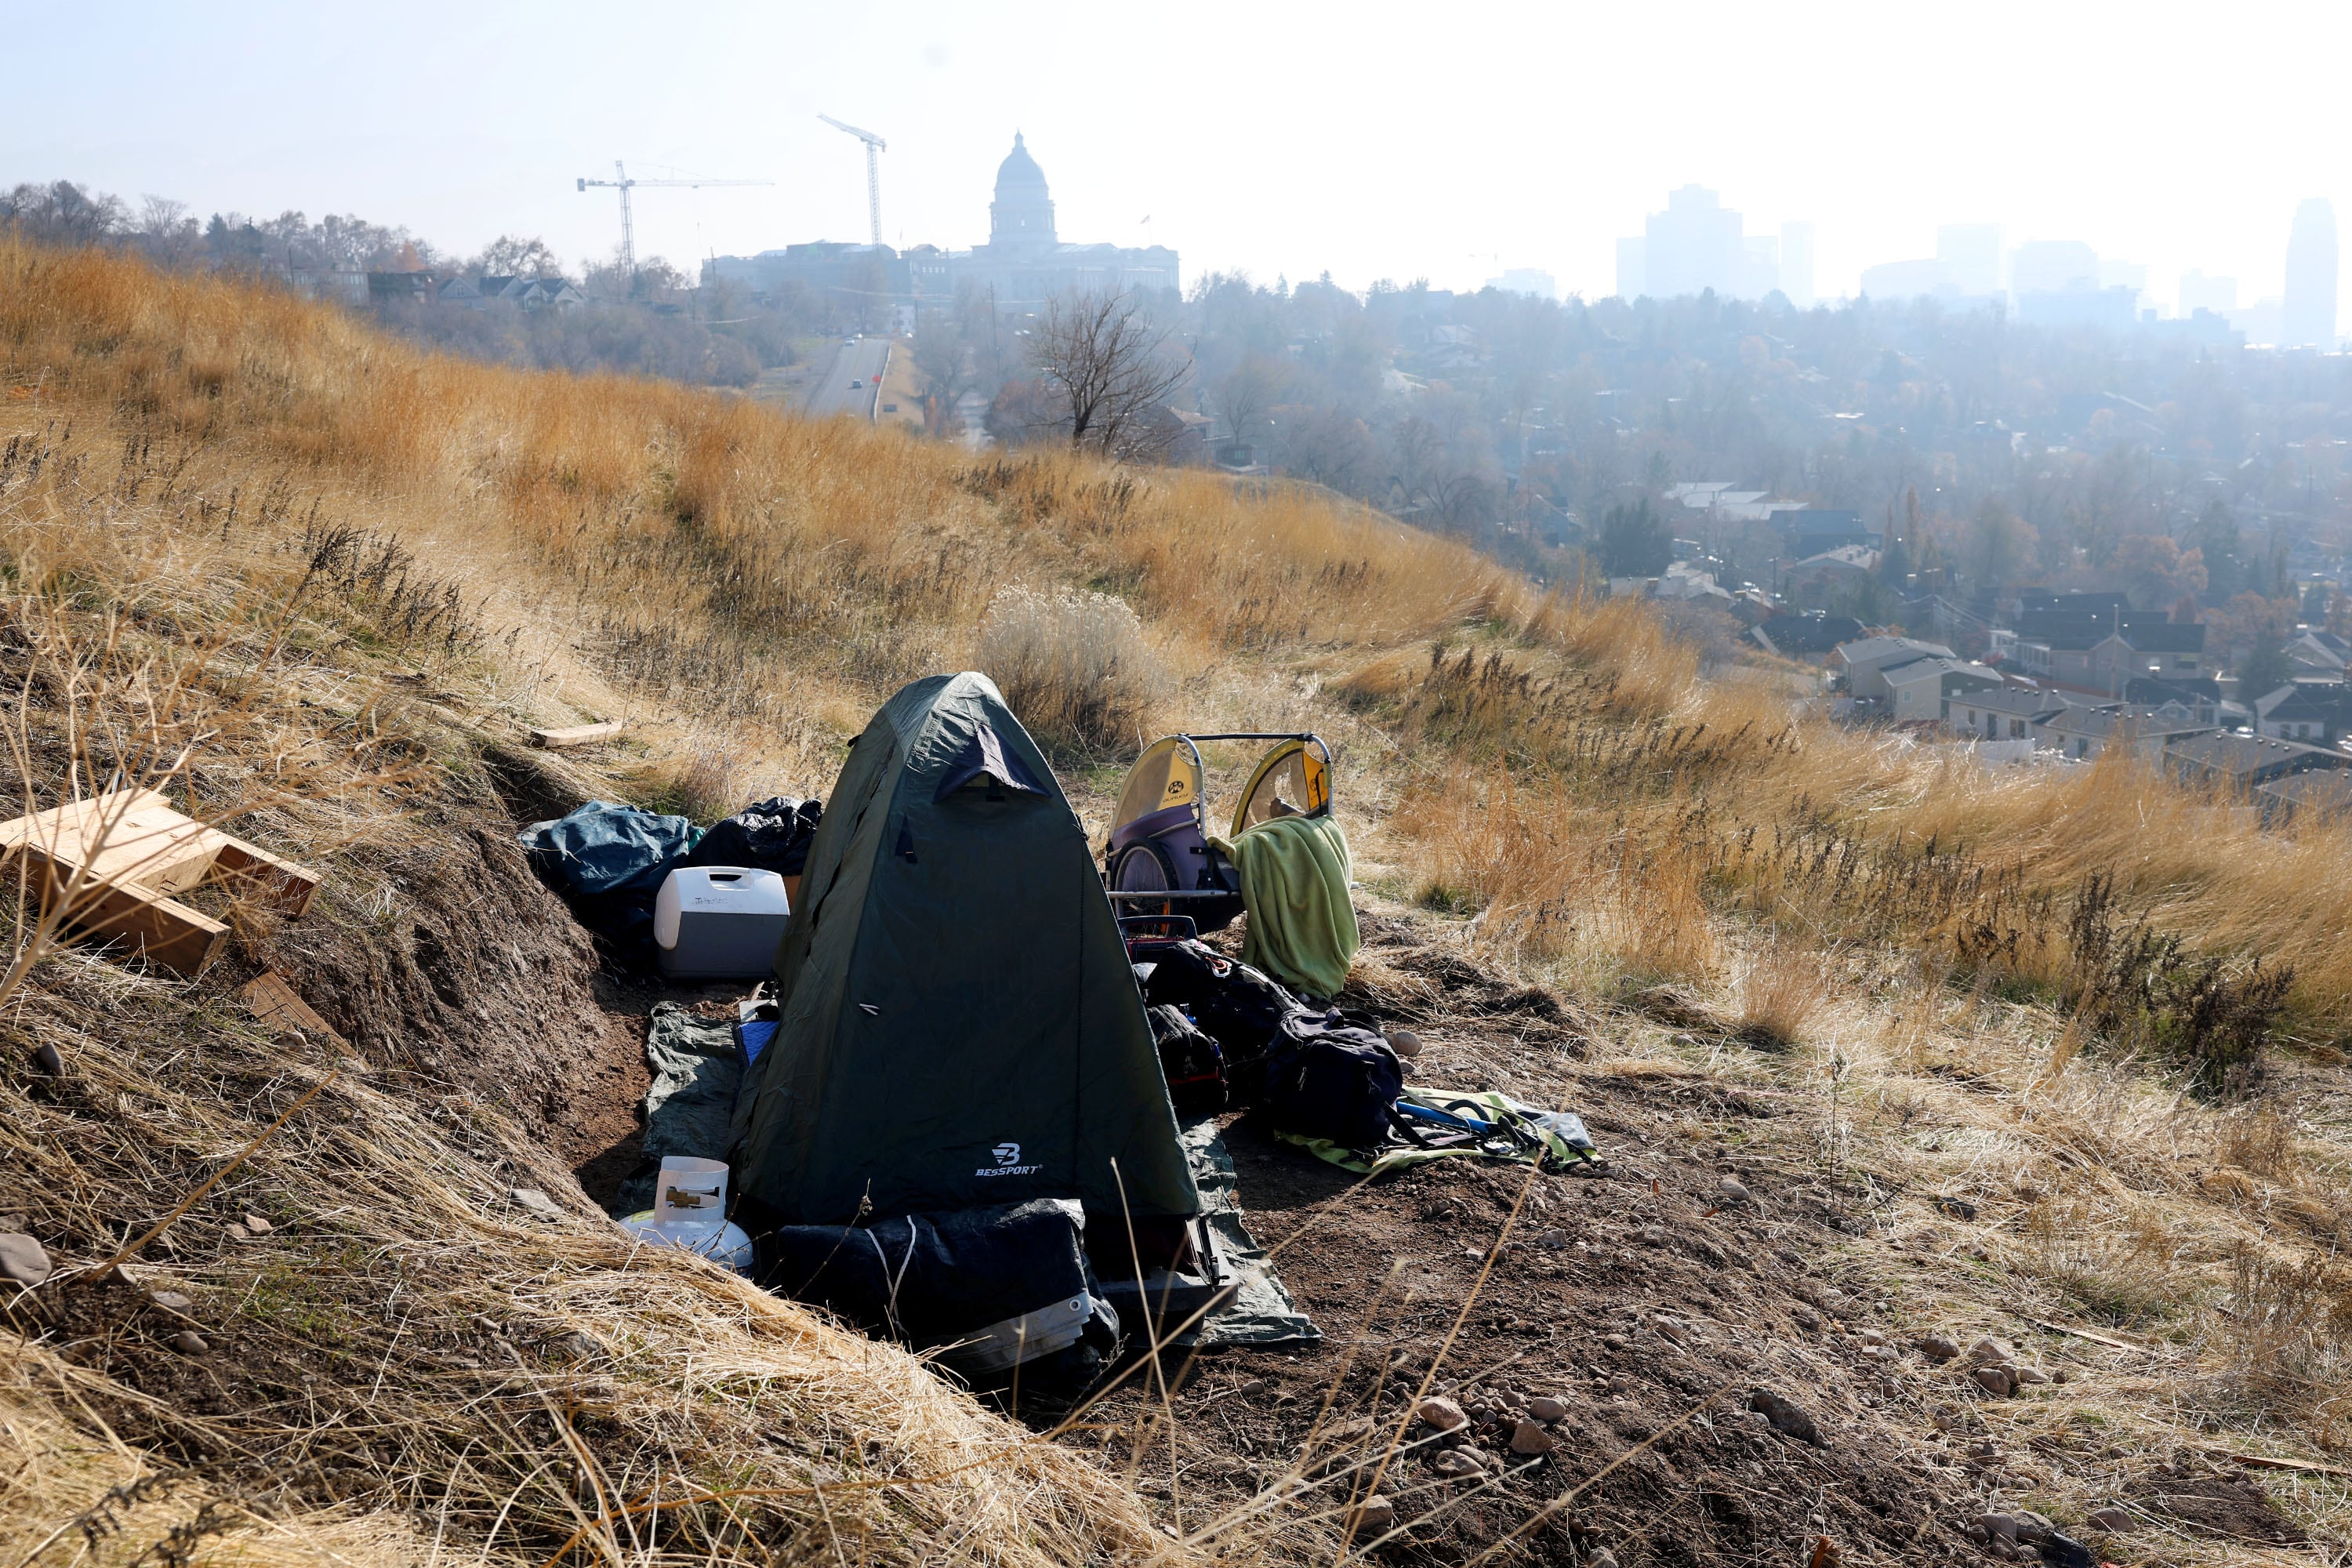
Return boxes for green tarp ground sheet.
[606,1007,1320,1347]
[1275,1087,1601,1178]
[612,1004,742,1217]
[1177,1116,1320,1348]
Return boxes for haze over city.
[10,0,2350,313]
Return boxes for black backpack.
[1128,935,1233,1007]
[1147,1004,1228,1116]
[1261,1010,1403,1152]
[1187,957,1294,1052]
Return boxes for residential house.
[287,267,368,306]
[2165,731,2352,790]
[2252,682,2349,745]
[439,275,586,313]
[2286,629,2352,678]
[1782,544,1881,597]
[1947,685,2077,742]
[2255,769,2352,825]
[2010,604,2209,695]
[1783,509,1878,557]
[1831,637,1957,702]
[1882,657,2004,724]
[1748,613,1866,660]
[365,270,437,303]
[2038,706,2210,761]
[1608,561,1733,604]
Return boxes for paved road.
[800,336,892,419]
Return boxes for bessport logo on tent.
[976,1141,1042,1178]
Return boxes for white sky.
[8,0,2347,308]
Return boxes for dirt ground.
[149,757,2315,1568]
[506,873,2334,1568]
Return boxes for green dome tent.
[729,673,1200,1229]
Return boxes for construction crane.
[817,115,887,246]
[575,162,772,278]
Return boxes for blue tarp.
[519,800,698,897]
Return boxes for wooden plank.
[2016,1314,2147,1352]
[212,839,321,916]
[0,789,225,893]
[2217,1451,2352,1479]
[0,789,321,973]
[241,971,347,1045]
[13,848,228,974]
[529,719,625,750]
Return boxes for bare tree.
[910,312,978,436]
[1211,354,1288,458]
[1030,289,1190,459]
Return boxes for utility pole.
[576,162,772,285]
[817,116,887,246]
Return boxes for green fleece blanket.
[1215,814,1359,998]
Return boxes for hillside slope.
[6,241,2352,1568]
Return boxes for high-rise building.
[1485,267,1558,300]
[1615,236,1647,299]
[1779,221,1815,307]
[2283,198,2339,348]
[2179,270,2238,316]
[1936,224,2003,297]
[2009,240,2101,298]
[1639,185,1746,298]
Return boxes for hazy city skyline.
[8,0,2350,321]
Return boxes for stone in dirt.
[1715,1176,1751,1204]
[146,1289,195,1314]
[1431,1450,1483,1479]
[2085,1507,2129,1532]
[1414,1396,1467,1431]
[1966,1336,2016,1367]
[242,1214,273,1234]
[1972,1365,2016,1397]
[1915,1333,1960,1362]
[0,1232,53,1288]
[1385,1029,1423,1059]
[1351,1495,1395,1534]
[1525,1395,1569,1422]
[2015,1366,2049,1385]
[1508,1420,1555,1456]
[32,1042,64,1076]
[169,1330,209,1355]
[1748,1388,1821,1445]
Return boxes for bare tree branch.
[1030,289,1191,461]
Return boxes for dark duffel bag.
[1261,1010,1403,1152]
[1148,1004,1228,1116]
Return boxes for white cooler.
[653,866,792,978]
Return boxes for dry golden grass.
[18,236,2352,1563]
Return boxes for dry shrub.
[2212,1244,2352,1442]
[659,746,744,824]
[1737,939,1831,1049]
[2020,1191,2192,1330]
[974,584,1167,756]
[2220,1105,2301,1180]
